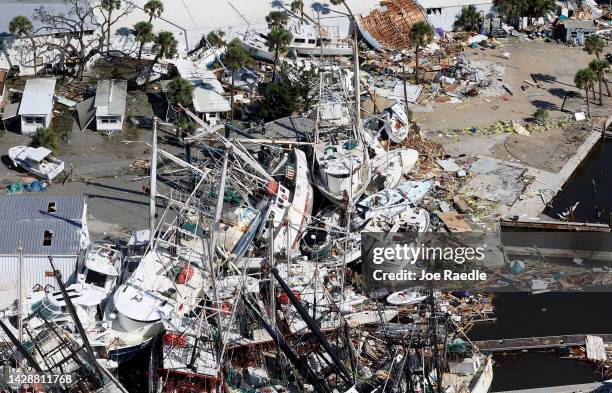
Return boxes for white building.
[18,78,56,136]
[0,0,96,76]
[417,0,494,32]
[0,196,90,300]
[94,80,128,134]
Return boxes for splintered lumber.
[358,0,427,50]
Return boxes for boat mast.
[17,241,23,347]
[352,16,360,121]
[268,216,275,327]
[149,118,158,236]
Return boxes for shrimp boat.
[8,145,65,181]
[311,70,371,207]
[287,20,353,57]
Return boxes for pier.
[494,381,610,393]
[474,334,612,352]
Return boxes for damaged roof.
[95,80,128,117]
[357,0,428,50]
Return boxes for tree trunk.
[599,78,603,106]
[107,10,112,52]
[138,40,145,60]
[585,87,591,118]
[230,72,235,121]
[604,78,610,97]
[272,50,279,81]
[145,55,159,90]
[415,46,420,85]
[29,37,38,75]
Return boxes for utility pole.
[149,118,158,236]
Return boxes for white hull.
[385,104,410,143]
[370,148,418,191]
[8,145,65,181]
[294,45,353,57]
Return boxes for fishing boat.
[287,20,353,57]
[8,145,65,181]
[369,148,419,192]
[357,179,434,223]
[311,70,371,207]
[236,30,275,63]
[386,289,427,306]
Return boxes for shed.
[560,20,597,45]
[94,79,127,134]
[0,196,90,297]
[18,78,56,136]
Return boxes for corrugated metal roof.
[561,19,596,30]
[0,1,96,38]
[18,78,56,116]
[191,77,231,113]
[94,80,128,117]
[0,196,86,255]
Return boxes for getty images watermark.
[370,243,488,283]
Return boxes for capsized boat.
[369,148,419,192]
[311,70,371,207]
[357,179,434,222]
[8,145,65,180]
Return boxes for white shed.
[94,79,127,134]
[18,78,56,136]
[417,0,494,32]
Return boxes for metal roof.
[0,196,86,255]
[94,80,128,117]
[191,77,231,114]
[0,0,95,37]
[561,19,597,30]
[18,78,56,116]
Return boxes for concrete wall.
[424,3,494,32]
[20,113,52,136]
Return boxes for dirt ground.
[417,38,611,174]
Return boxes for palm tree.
[409,22,435,85]
[574,68,597,118]
[133,21,154,60]
[266,28,293,81]
[266,11,289,30]
[32,128,58,153]
[9,16,38,74]
[101,0,121,52]
[455,5,482,33]
[493,0,527,23]
[290,0,305,25]
[223,39,251,121]
[145,31,177,89]
[585,35,605,60]
[166,76,194,108]
[589,59,610,105]
[527,0,556,18]
[144,0,164,23]
[206,30,226,48]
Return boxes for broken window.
[47,202,56,213]
[43,230,53,246]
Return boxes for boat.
[344,309,398,327]
[441,352,494,393]
[369,148,419,192]
[384,103,411,143]
[287,20,353,57]
[357,179,434,222]
[236,30,275,63]
[386,289,427,306]
[362,206,430,234]
[8,145,65,180]
[311,70,371,207]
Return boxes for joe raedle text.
[372,269,487,282]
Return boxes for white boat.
[8,145,65,181]
[441,353,494,393]
[369,148,419,192]
[311,70,371,207]
[79,244,122,295]
[344,309,398,327]
[357,179,434,222]
[237,30,276,63]
[362,207,430,234]
[384,103,411,143]
[287,21,353,57]
[258,149,314,255]
[386,289,427,306]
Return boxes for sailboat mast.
[17,241,23,346]
[352,17,360,121]
[149,118,158,236]
[269,216,275,327]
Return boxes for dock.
[500,219,611,232]
[494,381,610,393]
[474,334,612,352]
